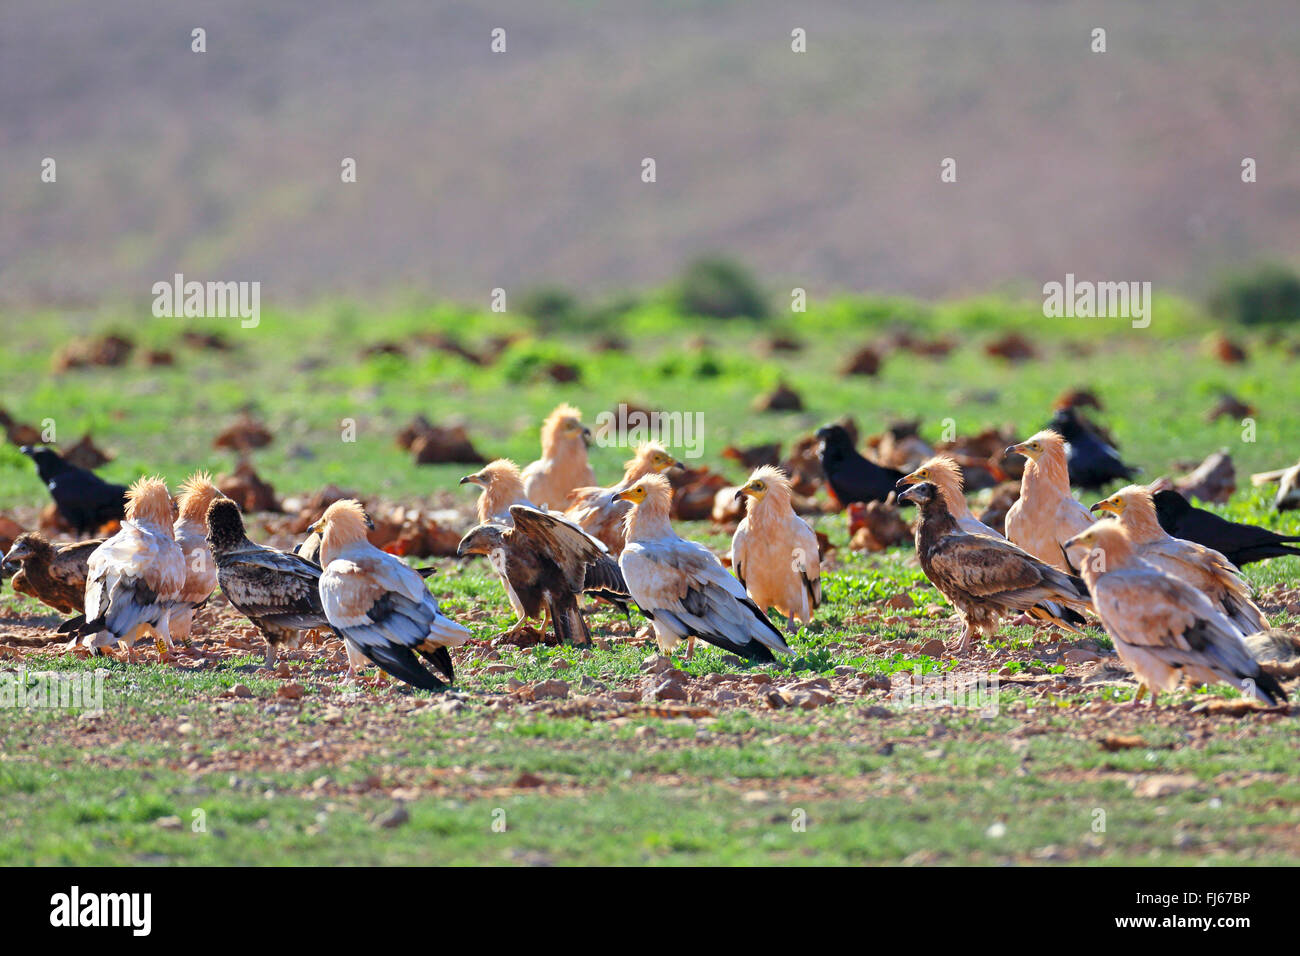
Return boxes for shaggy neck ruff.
[319,500,371,566]
[126,479,175,533]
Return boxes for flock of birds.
[4,403,1300,708]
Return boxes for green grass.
[2,293,1299,864]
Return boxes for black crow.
[1153,489,1300,567]
[815,424,906,506]
[1047,408,1138,491]
[20,445,128,535]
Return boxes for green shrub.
[1208,263,1300,326]
[672,256,769,320]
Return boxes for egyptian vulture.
[732,465,821,631]
[616,474,791,661]
[1154,489,1300,567]
[460,459,532,524]
[3,532,100,617]
[897,481,1091,653]
[1092,485,1268,635]
[1004,430,1093,571]
[457,505,627,646]
[312,499,469,690]
[521,404,596,510]
[169,472,223,643]
[1064,521,1286,707]
[565,442,683,554]
[206,498,336,666]
[897,455,1087,633]
[73,476,186,660]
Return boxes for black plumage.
[1047,408,1138,491]
[206,498,337,666]
[1154,490,1300,567]
[815,424,906,505]
[457,505,629,646]
[21,445,128,535]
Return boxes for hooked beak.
[614,489,636,503]
[897,485,919,505]
[671,459,686,470]
[734,485,751,503]
[460,474,483,487]
[1004,443,1026,458]
[307,520,323,536]
[1089,502,1103,514]
[894,474,919,493]
[581,427,592,447]
[363,512,376,531]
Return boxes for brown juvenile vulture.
[898,481,1091,653]
[3,532,101,617]
[207,498,336,666]
[457,505,628,646]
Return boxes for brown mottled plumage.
[899,481,1091,653]
[207,498,332,666]
[3,532,100,616]
[457,505,627,646]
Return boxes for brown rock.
[753,382,804,413]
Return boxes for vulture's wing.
[1094,569,1284,704]
[320,557,469,690]
[218,546,329,630]
[621,538,790,660]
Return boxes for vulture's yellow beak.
[307,519,324,536]
[734,481,765,502]
[1091,497,1122,516]
[615,486,647,504]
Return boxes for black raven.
[815,424,905,505]
[20,445,128,535]
[1048,408,1138,491]
[1153,489,1300,567]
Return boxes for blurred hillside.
[3,0,1299,310]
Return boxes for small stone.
[484,663,514,675]
[513,772,545,788]
[1133,774,1198,799]
[530,679,570,700]
[646,677,688,702]
[230,683,253,698]
[154,815,183,830]
[176,722,194,735]
[374,803,409,829]
[276,683,305,700]
[640,654,673,675]
[917,638,947,657]
[1063,648,1103,664]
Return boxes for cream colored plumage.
[461,459,531,524]
[80,477,186,659]
[169,471,223,643]
[313,499,469,689]
[521,404,596,510]
[1005,430,1093,571]
[1065,521,1286,707]
[1092,485,1268,634]
[566,442,682,554]
[616,475,792,662]
[732,466,821,630]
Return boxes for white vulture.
[732,465,821,631]
[1091,484,1268,635]
[1064,521,1286,708]
[311,499,469,690]
[1004,429,1093,571]
[521,403,596,510]
[169,471,223,643]
[565,442,683,554]
[616,474,792,661]
[76,476,186,661]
